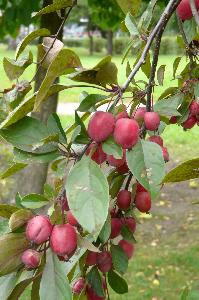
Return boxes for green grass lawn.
[0,44,186,103]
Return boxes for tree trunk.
[16,0,63,196]
[107,30,113,55]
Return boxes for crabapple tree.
[0,0,198,299]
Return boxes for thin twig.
[125,173,133,190]
[190,0,199,27]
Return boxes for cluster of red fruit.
[170,100,199,130]
[177,0,199,21]
[70,181,151,299]
[86,106,169,166]
[21,212,78,269]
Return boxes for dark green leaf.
[66,157,109,234]
[138,0,157,31]
[110,245,128,275]
[181,287,189,300]
[21,194,49,209]
[163,158,199,183]
[39,250,72,300]
[126,140,165,199]
[102,136,123,159]
[158,87,179,100]
[87,266,105,297]
[108,270,128,294]
[77,94,107,112]
[0,219,10,235]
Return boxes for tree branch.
[190,0,199,27]
[146,27,164,111]
[121,0,182,93]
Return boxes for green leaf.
[9,209,34,232]
[4,80,32,110]
[99,215,111,244]
[69,56,118,87]
[126,140,165,198]
[0,233,29,276]
[77,94,107,112]
[121,225,137,243]
[66,157,109,234]
[154,93,184,117]
[116,0,141,15]
[7,276,36,300]
[194,81,199,104]
[3,52,33,81]
[102,136,123,159]
[157,65,166,86]
[39,250,72,300]
[108,270,128,294]
[0,94,36,129]
[14,148,60,164]
[34,0,72,17]
[138,0,157,31]
[181,287,189,300]
[0,162,27,179]
[20,194,49,209]
[110,245,128,275]
[16,28,51,59]
[183,19,197,44]
[163,158,199,183]
[141,52,151,79]
[0,116,56,153]
[0,273,18,300]
[173,57,182,79]
[158,87,179,100]
[0,219,10,235]
[0,205,19,219]
[34,49,81,111]
[87,266,105,297]
[125,12,140,36]
[110,175,126,199]
[47,113,67,143]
